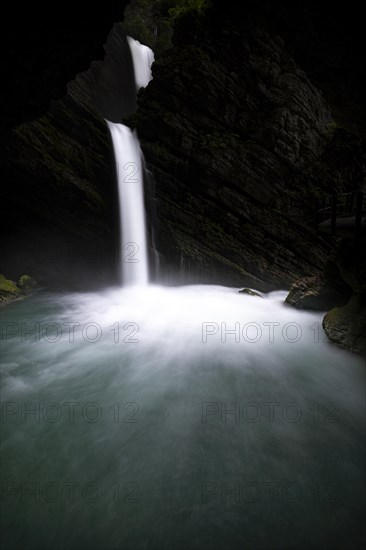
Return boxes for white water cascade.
[126,36,154,89]
[107,37,154,286]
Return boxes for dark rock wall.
[238,1,366,138]
[134,9,351,289]
[1,93,117,288]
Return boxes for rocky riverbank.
[0,275,39,306]
[286,240,366,355]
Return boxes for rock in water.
[239,288,263,298]
[0,274,23,304]
[285,274,350,311]
[18,275,39,291]
[0,274,39,305]
[323,296,366,355]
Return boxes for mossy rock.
[0,274,23,304]
[239,288,263,298]
[0,274,20,293]
[285,274,350,311]
[18,274,39,291]
[322,295,366,354]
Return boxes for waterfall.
[107,122,149,285]
[107,37,154,286]
[126,36,154,90]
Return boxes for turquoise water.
[1,285,365,549]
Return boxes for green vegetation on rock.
[122,0,212,57]
[167,0,211,19]
[0,274,39,305]
[18,275,39,291]
[0,274,23,304]
[0,274,20,294]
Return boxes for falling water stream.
[107,122,149,285]
[1,37,365,550]
[107,37,154,286]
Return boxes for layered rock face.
[1,96,116,288]
[135,10,339,289]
